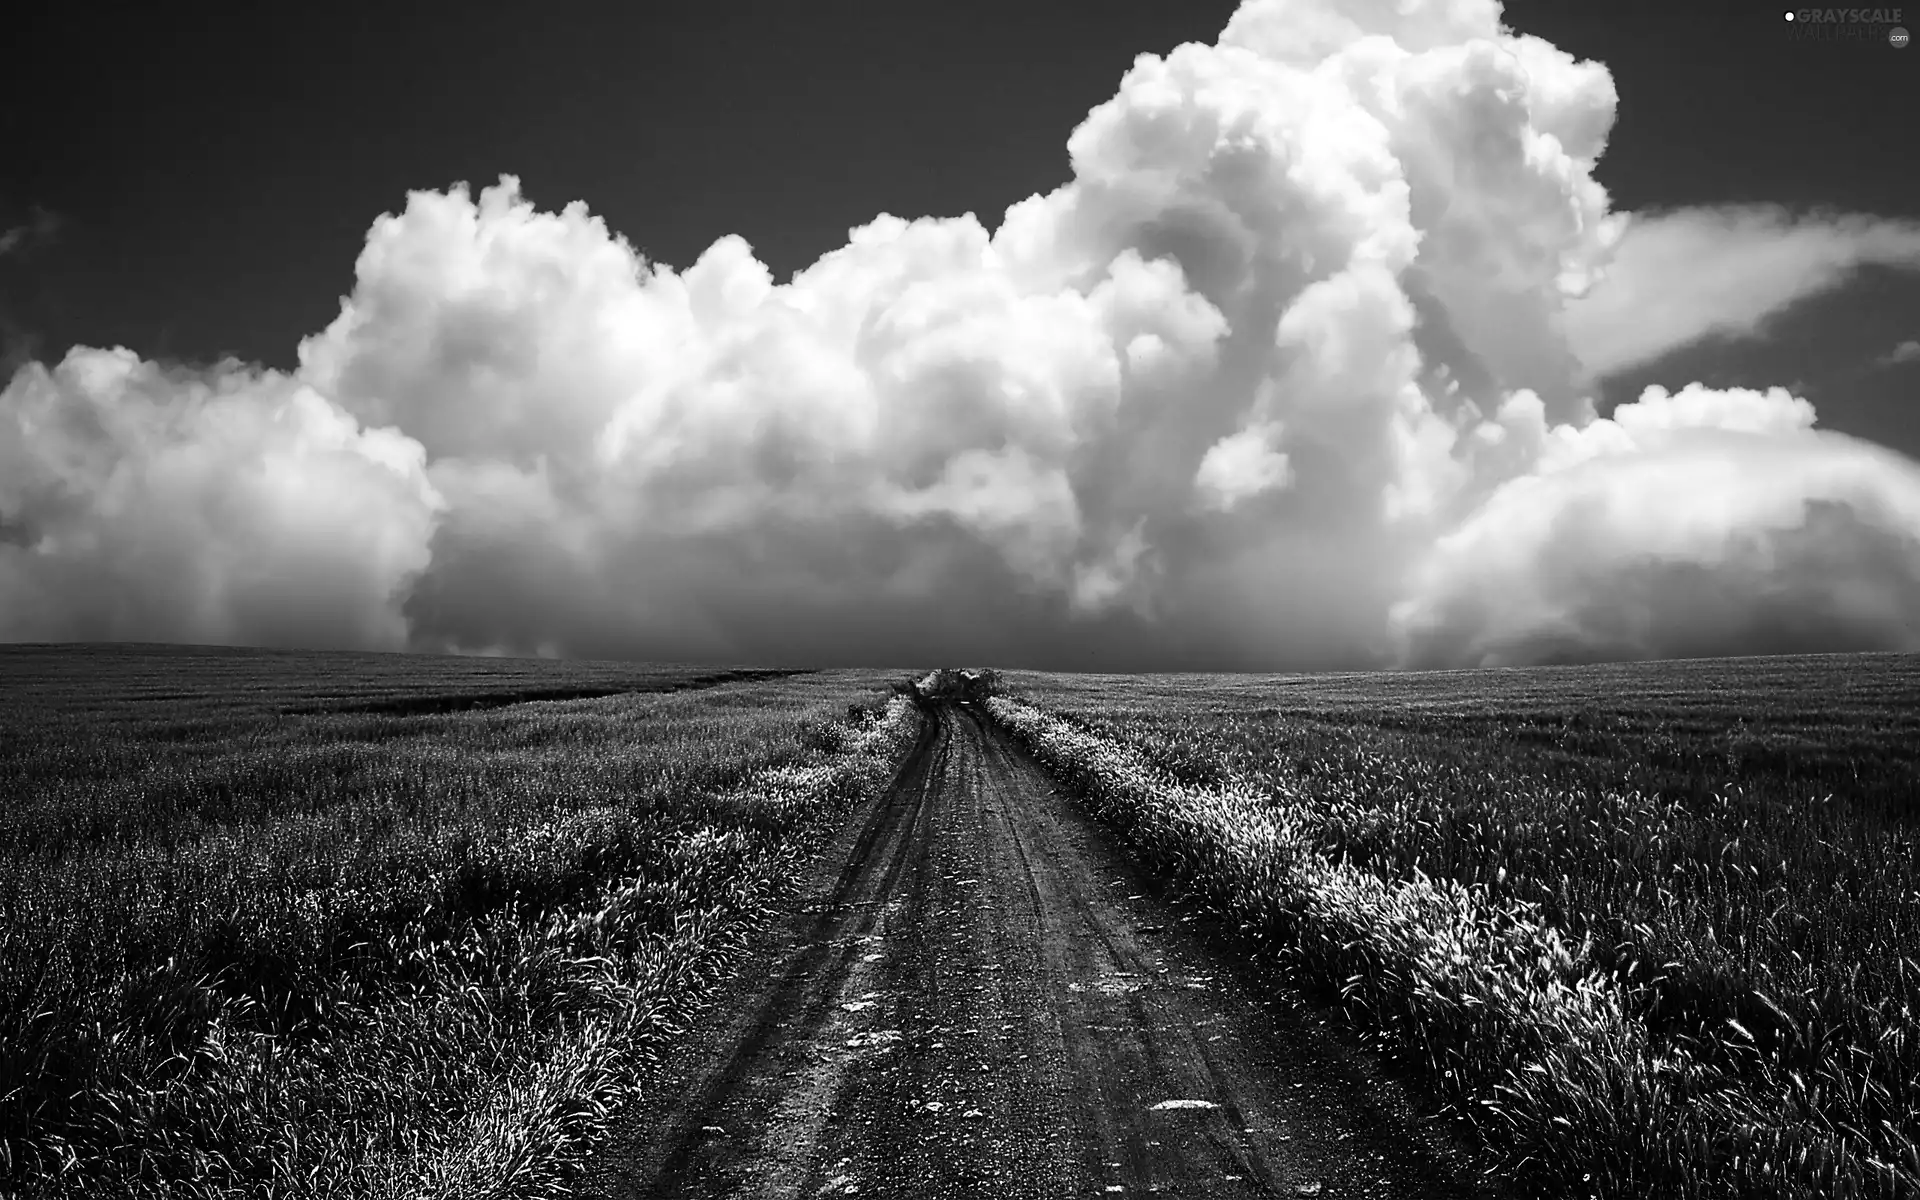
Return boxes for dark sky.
[4,0,1916,450]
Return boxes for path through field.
[583,704,1473,1199]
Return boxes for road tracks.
[584,704,1476,1199]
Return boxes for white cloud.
[1562,206,1920,378]
[1195,425,1295,512]
[1390,384,1920,666]
[0,348,441,649]
[1878,338,1920,367]
[6,0,1920,669]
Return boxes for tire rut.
[592,712,949,1198]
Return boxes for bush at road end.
[913,668,1002,704]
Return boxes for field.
[984,654,1920,1198]
[0,646,921,1198]
[9,648,1919,1199]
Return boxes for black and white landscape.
[2,2,1916,1197]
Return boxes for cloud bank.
[5,0,1920,669]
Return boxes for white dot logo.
[1892,26,1911,48]
[1784,9,1795,18]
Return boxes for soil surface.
[581,704,1481,1199]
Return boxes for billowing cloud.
[4,0,1919,669]
[1562,206,1920,378]
[1389,384,1920,666]
[0,348,440,649]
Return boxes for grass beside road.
[0,646,922,1199]
[984,654,1920,1199]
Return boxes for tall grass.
[0,648,922,1198]
[986,654,1920,1198]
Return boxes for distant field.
[990,653,1920,1198]
[1,642,806,718]
[1005,654,1920,812]
[0,645,919,1198]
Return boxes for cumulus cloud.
[4,0,1919,669]
[1390,384,1920,665]
[0,348,440,649]
[1562,206,1920,378]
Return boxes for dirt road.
[583,704,1476,1199]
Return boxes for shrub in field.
[0,658,921,1200]
[914,667,1001,704]
[985,691,1920,1200]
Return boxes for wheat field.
[985,653,1920,1199]
[0,646,920,1198]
